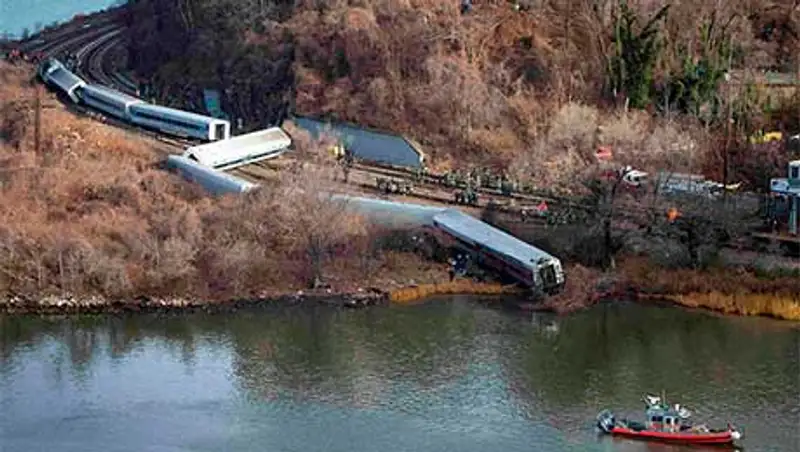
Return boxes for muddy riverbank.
[0,290,388,316]
[0,279,525,316]
[4,259,799,321]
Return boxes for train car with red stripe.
[429,209,565,294]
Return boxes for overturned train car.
[165,155,258,195]
[430,209,565,294]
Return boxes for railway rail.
[14,11,797,258]
[14,16,595,211]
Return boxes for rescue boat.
[596,394,743,446]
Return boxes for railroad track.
[79,29,124,86]
[20,11,795,259]
[23,22,122,61]
[16,13,119,54]
[19,19,760,222]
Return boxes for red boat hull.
[610,427,736,445]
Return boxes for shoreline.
[0,280,523,316]
[2,15,797,322]
[630,292,800,321]
[0,291,388,316]
[3,272,798,322]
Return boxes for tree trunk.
[307,234,324,288]
[603,176,622,269]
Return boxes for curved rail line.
[19,12,793,258]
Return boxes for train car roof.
[48,67,85,92]
[332,194,446,228]
[432,209,559,267]
[82,83,143,104]
[166,155,258,195]
[184,127,290,165]
[291,116,423,168]
[40,58,65,73]
[131,102,227,124]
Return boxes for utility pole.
[34,83,41,154]
[564,0,572,103]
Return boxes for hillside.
[0,62,447,302]
[124,0,799,187]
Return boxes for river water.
[1,299,798,452]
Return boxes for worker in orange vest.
[667,207,680,223]
[536,200,549,216]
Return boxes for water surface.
[1,299,797,452]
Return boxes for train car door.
[214,124,227,141]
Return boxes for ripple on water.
[0,302,797,452]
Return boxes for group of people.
[448,253,470,281]
[441,168,520,195]
[331,143,355,182]
[460,0,532,15]
[5,48,44,65]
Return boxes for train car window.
[132,111,206,132]
[86,95,124,116]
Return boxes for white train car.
[331,195,446,228]
[38,59,86,103]
[129,103,230,141]
[78,84,143,120]
[37,58,62,80]
[183,127,291,170]
[165,155,258,195]
[431,209,565,294]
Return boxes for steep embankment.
[124,0,798,176]
[0,62,456,313]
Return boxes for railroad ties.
[166,118,566,292]
[22,18,568,293]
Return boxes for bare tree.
[274,163,366,288]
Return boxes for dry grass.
[127,0,798,190]
[0,63,448,302]
[389,279,522,304]
[620,256,800,320]
[539,264,606,314]
[671,292,800,321]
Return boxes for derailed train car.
[183,127,290,170]
[130,103,230,141]
[77,83,142,120]
[430,209,566,294]
[165,155,258,195]
[37,59,231,142]
[38,58,86,103]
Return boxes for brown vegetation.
[538,264,607,314]
[126,0,799,189]
[0,63,448,303]
[389,280,522,304]
[619,256,800,320]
